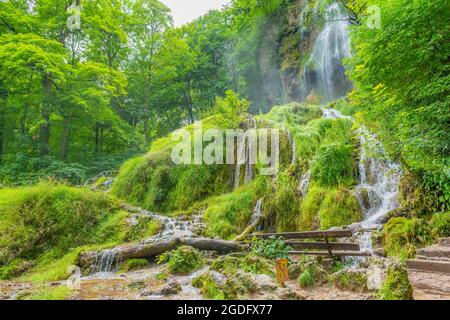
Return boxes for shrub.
[298,270,314,288]
[252,236,292,260]
[157,246,204,274]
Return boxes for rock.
[142,280,182,296]
[278,287,306,300]
[288,263,301,280]
[252,274,278,292]
[367,264,387,291]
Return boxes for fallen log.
[78,237,248,273]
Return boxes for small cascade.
[145,213,202,242]
[321,107,349,120]
[286,130,297,166]
[315,109,402,253]
[298,170,311,197]
[252,198,263,223]
[235,118,257,189]
[353,127,402,252]
[301,2,352,102]
[94,249,119,273]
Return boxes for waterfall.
[287,130,297,166]
[252,198,263,223]
[298,170,311,197]
[235,118,257,189]
[301,2,352,102]
[353,127,402,252]
[94,249,119,273]
[319,108,402,253]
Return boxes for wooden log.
[286,241,360,252]
[79,237,247,271]
[289,250,372,257]
[248,229,353,240]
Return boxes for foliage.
[157,246,204,275]
[252,236,292,260]
[347,0,450,213]
[382,213,449,259]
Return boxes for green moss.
[157,246,204,275]
[203,177,267,239]
[318,187,362,230]
[20,285,72,300]
[382,217,433,259]
[210,255,242,275]
[222,272,258,299]
[430,211,450,238]
[376,262,413,300]
[300,185,361,230]
[192,273,225,300]
[112,115,238,213]
[311,143,356,187]
[266,174,301,232]
[0,259,33,280]
[119,259,148,272]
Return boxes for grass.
[20,285,73,300]
[0,182,161,281]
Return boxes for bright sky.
[160,0,230,27]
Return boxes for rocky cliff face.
[254,0,352,108]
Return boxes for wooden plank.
[286,241,360,252]
[289,250,372,257]
[248,229,353,240]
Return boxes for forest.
[0,0,448,301]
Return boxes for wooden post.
[276,258,289,288]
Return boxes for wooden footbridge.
[248,229,372,258]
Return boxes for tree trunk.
[39,75,52,157]
[143,108,149,146]
[60,116,71,161]
[0,86,7,164]
[186,79,194,124]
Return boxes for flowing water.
[319,108,402,252]
[298,170,311,198]
[353,128,402,252]
[301,2,352,102]
[235,118,258,189]
[287,130,297,166]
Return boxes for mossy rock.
[119,259,149,273]
[192,272,226,300]
[222,272,258,299]
[376,261,413,300]
[330,268,368,292]
[210,255,242,275]
[295,256,328,288]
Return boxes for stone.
[142,280,182,296]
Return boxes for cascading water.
[353,127,402,252]
[94,249,120,273]
[235,118,257,189]
[287,130,297,166]
[318,108,402,253]
[301,2,352,102]
[298,170,311,197]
